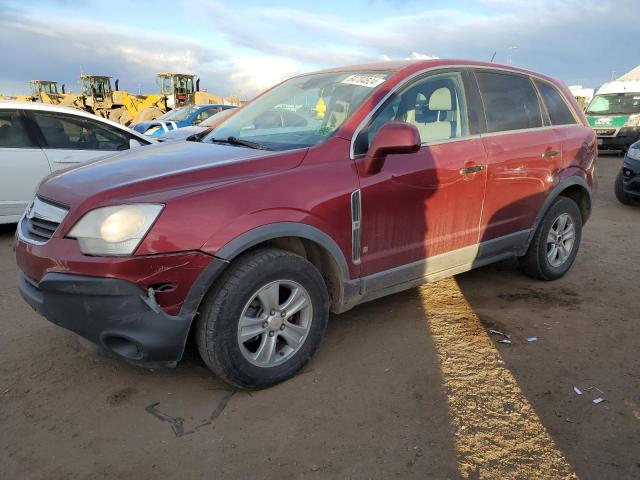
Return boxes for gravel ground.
[1,154,638,479]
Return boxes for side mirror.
[364,121,421,174]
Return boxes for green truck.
[586,66,640,153]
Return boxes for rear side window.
[535,81,577,126]
[476,72,543,132]
[0,110,37,148]
[31,111,133,151]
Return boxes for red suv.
[16,60,596,389]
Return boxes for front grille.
[595,128,616,136]
[19,197,68,245]
[25,216,59,241]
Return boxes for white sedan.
[0,102,150,223]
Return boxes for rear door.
[0,109,51,220]
[354,70,488,276]
[533,79,587,170]
[475,70,563,243]
[27,110,140,171]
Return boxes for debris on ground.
[592,397,605,404]
[498,339,512,344]
[574,387,582,395]
[489,329,510,338]
[527,336,538,342]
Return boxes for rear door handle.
[460,165,485,175]
[542,150,560,158]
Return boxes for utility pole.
[507,46,517,65]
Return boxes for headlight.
[67,204,163,255]
[628,147,640,161]
[625,114,640,127]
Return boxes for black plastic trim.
[215,222,351,282]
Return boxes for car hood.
[37,141,306,209]
[156,125,206,142]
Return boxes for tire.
[518,196,582,281]
[133,107,163,124]
[108,107,127,125]
[614,170,638,206]
[196,248,330,389]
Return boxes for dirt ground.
[1,154,639,479]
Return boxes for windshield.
[158,106,198,122]
[586,93,640,115]
[203,70,391,151]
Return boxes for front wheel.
[196,248,329,389]
[614,170,638,206]
[518,196,582,281]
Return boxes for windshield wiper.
[209,136,272,150]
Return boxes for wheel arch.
[214,223,357,314]
[523,176,592,253]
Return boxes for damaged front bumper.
[15,237,229,366]
[19,272,193,365]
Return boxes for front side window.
[160,76,173,95]
[204,70,392,151]
[158,106,198,122]
[586,93,640,115]
[535,81,577,125]
[32,112,133,151]
[476,72,543,132]
[194,108,221,124]
[354,71,469,155]
[0,110,36,148]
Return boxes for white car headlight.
[628,147,640,161]
[68,204,163,255]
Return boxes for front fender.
[202,209,352,282]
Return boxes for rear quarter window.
[534,81,578,126]
[475,71,543,133]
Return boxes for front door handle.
[542,150,560,158]
[460,165,485,175]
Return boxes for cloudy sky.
[0,0,637,98]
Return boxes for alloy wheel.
[237,280,313,367]
[546,213,576,267]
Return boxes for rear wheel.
[196,248,329,389]
[108,107,127,125]
[518,196,582,280]
[615,170,638,206]
[134,107,163,124]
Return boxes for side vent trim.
[351,190,362,264]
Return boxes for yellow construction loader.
[79,74,169,125]
[29,80,85,108]
[0,80,83,107]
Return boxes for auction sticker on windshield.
[341,74,386,88]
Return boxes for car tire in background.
[134,107,164,124]
[614,170,639,206]
[196,248,329,390]
[519,196,583,281]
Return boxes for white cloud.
[406,52,439,60]
[230,56,301,95]
[0,0,638,98]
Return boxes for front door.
[353,71,487,277]
[27,110,136,171]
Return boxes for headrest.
[429,88,452,111]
